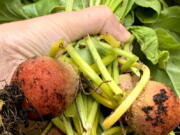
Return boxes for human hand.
[0,6,131,89]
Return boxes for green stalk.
[102,126,121,135]
[91,90,117,109]
[104,0,111,6]
[87,96,94,117]
[92,110,100,135]
[48,40,64,58]
[87,36,123,95]
[89,0,94,6]
[99,41,138,60]
[103,64,150,129]
[109,0,123,12]
[121,57,138,72]
[72,113,83,135]
[81,0,86,8]
[51,117,66,133]
[107,64,112,76]
[119,59,139,67]
[119,59,141,76]
[131,67,141,77]
[119,59,140,77]
[63,116,75,135]
[57,55,73,64]
[123,36,134,52]
[66,44,113,98]
[95,0,101,5]
[66,0,74,11]
[76,93,87,129]
[41,122,52,135]
[113,59,119,84]
[113,48,138,60]
[86,101,98,129]
[168,131,175,135]
[90,55,117,73]
[100,34,120,48]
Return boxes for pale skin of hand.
[0,6,131,89]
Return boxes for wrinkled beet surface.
[127,81,180,135]
[11,56,79,119]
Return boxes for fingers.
[100,14,131,42]
[0,6,131,58]
[48,5,131,43]
[0,6,131,88]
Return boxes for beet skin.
[11,56,79,119]
[127,81,180,135]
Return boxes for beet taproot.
[11,56,79,119]
[127,81,180,135]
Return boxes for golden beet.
[11,56,79,119]
[127,81,180,135]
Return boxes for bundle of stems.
[42,0,151,134]
[43,33,150,135]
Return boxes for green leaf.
[22,0,61,18]
[129,26,170,68]
[73,0,88,10]
[0,0,27,23]
[134,0,161,23]
[150,65,173,90]
[0,0,64,23]
[166,48,180,98]
[158,50,169,69]
[129,26,159,64]
[76,47,94,65]
[151,48,180,98]
[155,28,180,50]
[152,6,180,33]
[124,11,134,27]
[115,0,135,20]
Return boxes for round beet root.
[11,56,79,119]
[127,81,180,135]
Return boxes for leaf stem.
[86,101,98,130]
[41,122,52,135]
[63,115,75,135]
[121,57,138,72]
[66,0,74,11]
[66,44,114,98]
[100,34,120,48]
[76,93,87,129]
[51,117,66,133]
[91,54,117,73]
[91,90,117,109]
[109,0,123,12]
[113,59,120,84]
[92,109,100,135]
[87,36,123,95]
[102,126,121,135]
[48,40,64,58]
[103,64,150,129]
[95,0,101,6]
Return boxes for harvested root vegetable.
[11,56,79,119]
[127,81,180,135]
[119,73,139,90]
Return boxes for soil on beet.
[0,84,44,135]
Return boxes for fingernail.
[119,24,131,42]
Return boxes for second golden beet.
[127,81,180,135]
